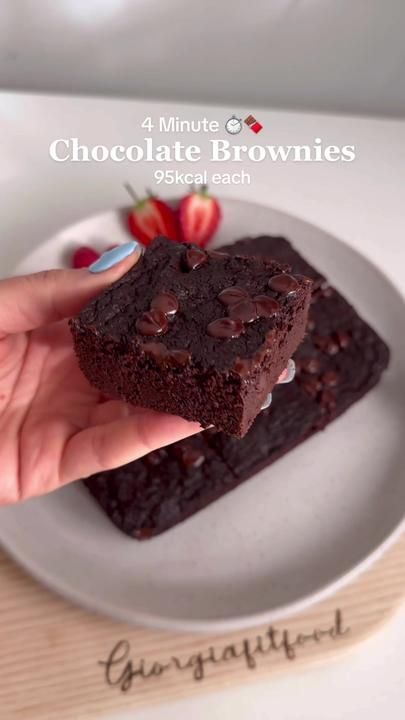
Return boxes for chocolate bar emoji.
[244,114,263,134]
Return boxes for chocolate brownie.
[70,236,312,437]
[207,236,390,478]
[83,235,390,540]
[84,434,235,540]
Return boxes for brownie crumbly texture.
[70,236,312,437]
[83,235,390,540]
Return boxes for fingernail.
[278,359,296,384]
[261,393,272,411]
[89,241,140,273]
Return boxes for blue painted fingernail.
[279,359,296,384]
[261,393,272,411]
[89,241,140,273]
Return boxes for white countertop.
[0,92,404,719]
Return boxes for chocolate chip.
[319,389,337,412]
[300,357,321,374]
[233,357,253,377]
[322,370,340,387]
[300,376,322,398]
[218,286,249,306]
[136,310,168,336]
[184,247,208,270]
[314,334,340,356]
[150,291,179,317]
[142,341,167,358]
[326,339,340,356]
[173,444,205,469]
[268,273,299,294]
[207,317,244,339]
[228,299,258,323]
[336,330,351,349]
[254,295,280,318]
[313,335,329,351]
[166,349,191,367]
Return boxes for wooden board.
[1,535,404,720]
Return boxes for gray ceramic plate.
[0,198,404,633]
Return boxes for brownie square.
[207,236,390,480]
[84,434,235,540]
[83,235,390,540]
[70,236,312,437]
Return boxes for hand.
[0,241,295,506]
[0,242,201,504]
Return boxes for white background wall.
[0,0,404,117]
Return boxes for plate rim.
[1,198,404,633]
[1,510,404,634]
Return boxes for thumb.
[0,241,142,337]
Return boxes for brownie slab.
[207,236,390,479]
[70,236,312,437]
[83,235,390,540]
[84,434,234,540]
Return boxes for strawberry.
[179,185,221,247]
[72,246,100,269]
[125,184,179,246]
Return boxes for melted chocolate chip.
[313,335,329,351]
[136,310,168,336]
[150,291,179,317]
[233,357,253,378]
[143,342,190,368]
[173,444,205,469]
[300,357,321,374]
[336,330,351,349]
[254,295,280,318]
[326,339,340,356]
[228,299,258,323]
[218,286,249,306]
[142,341,167,359]
[268,273,299,294]
[319,389,337,412]
[300,376,322,398]
[322,370,340,387]
[166,349,191,367]
[184,247,208,270]
[207,317,244,339]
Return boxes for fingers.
[261,360,296,411]
[60,409,202,485]
[66,358,298,482]
[0,241,141,338]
